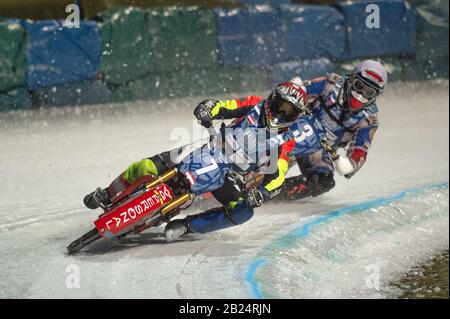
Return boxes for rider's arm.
[344,113,379,178]
[259,139,295,200]
[304,77,328,96]
[211,96,263,120]
[303,73,340,101]
[194,96,263,128]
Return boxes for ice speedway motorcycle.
[67,115,335,254]
[67,165,193,254]
[67,126,220,254]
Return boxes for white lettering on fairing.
[105,186,172,230]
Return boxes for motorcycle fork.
[145,169,177,189]
[134,169,192,234]
[146,168,193,211]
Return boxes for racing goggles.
[352,78,379,100]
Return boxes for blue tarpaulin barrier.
[271,58,334,86]
[335,0,417,59]
[215,6,285,67]
[23,20,101,90]
[279,5,346,61]
[215,5,346,67]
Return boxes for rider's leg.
[165,173,254,241]
[282,150,335,201]
[83,151,175,209]
[108,151,174,196]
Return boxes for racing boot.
[164,203,255,242]
[83,187,112,210]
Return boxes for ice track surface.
[0,82,448,298]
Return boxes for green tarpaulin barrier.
[110,73,174,102]
[98,7,154,85]
[171,68,235,97]
[99,6,219,84]
[0,88,32,112]
[235,67,272,93]
[172,67,271,97]
[147,7,218,73]
[111,66,271,103]
[0,19,27,93]
[111,69,227,102]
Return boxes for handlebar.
[320,138,339,161]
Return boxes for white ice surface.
[0,82,448,298]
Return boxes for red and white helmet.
[264,82,308,129]
[345,60,388,112]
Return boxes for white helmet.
[345,60,388,112]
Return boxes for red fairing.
[237,96,263,107]
[95,183,173,238]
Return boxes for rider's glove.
[244,188,266,208]
[334,156,356,179]
[194,100,219,128]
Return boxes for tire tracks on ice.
[176,242,209,298]
[0,207,85,232]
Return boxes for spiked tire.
[67,228,101,254]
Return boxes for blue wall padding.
[271,58,334,86]
[335,0,417,59]
[279,5,347,61]
[23,20,101,90]
[215,6,286,67]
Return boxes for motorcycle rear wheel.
[67,228,101,254]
